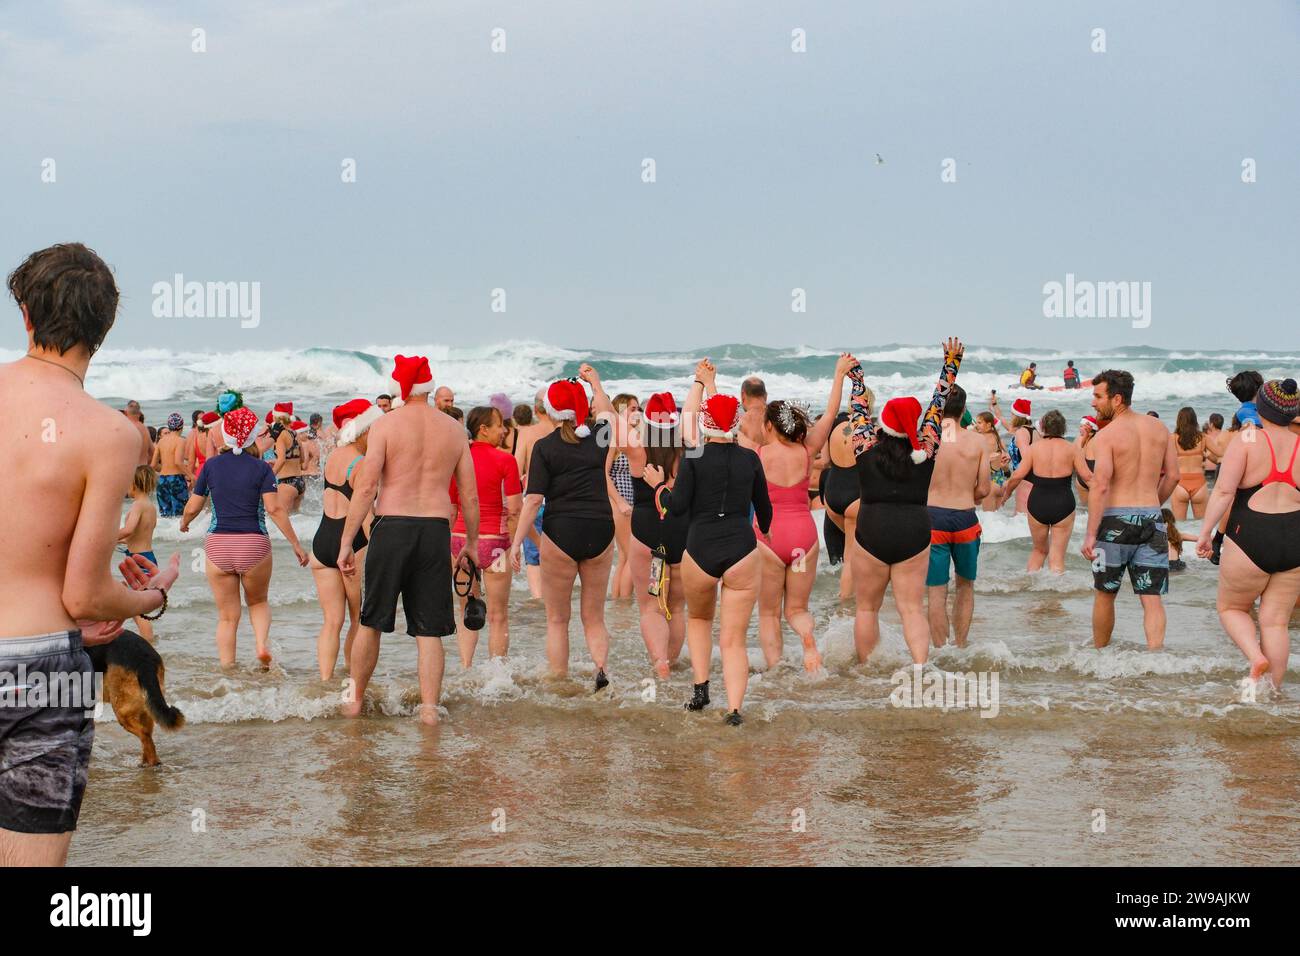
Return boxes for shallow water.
[69,500,1300,866]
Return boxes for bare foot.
[418,703,440,726]
[341,691,363,718]
[802,642,822,673]
[654,659,671,681]
[256,647,272,669]
[1250,657,1270,682]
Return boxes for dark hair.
[376,393,392,402]
[147,426,158,443]
[466,405,500,440]
[873,434,920,481]
[1162,508,1183,556]
[1041,409,1066,438]
[1146,411,1160,418]
[191,409,203,425]
[1175,407,1200,450]
[741,377,767,401]
[1092,369,1134,406]
[445,405,464,423]
[644,424,682,480]
[942,384,967,421]
[765,400,809,443]
[1227,370,1263,404]
[1029,363,1037,369]
[1067,360,1074,368]
[309,413,322,426]
[1208,413,1224,429]
[513,403,533,426]
[9,243,119,356]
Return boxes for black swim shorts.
[0,631,96,834]
[359,516,456,637]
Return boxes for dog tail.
[141,663,185,731]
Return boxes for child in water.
[1162,508,1186,572]
[118,465,161,640]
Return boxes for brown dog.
[84,629,184,766]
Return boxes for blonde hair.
[132,465,157,495]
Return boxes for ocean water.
[57,342,1300,866]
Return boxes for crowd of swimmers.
[4,244,1300,865]
[114,346,1300,729]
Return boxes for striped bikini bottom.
[205,533,272,574]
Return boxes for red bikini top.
[1257,430,1300,490]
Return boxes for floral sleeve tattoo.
[849,363,876,456]
[918,346,963,457]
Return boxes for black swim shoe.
[594,669,609,692]
[723,710,743,727]
[684,681,710,711]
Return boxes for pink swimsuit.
[755,448,817,567]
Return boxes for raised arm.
[682,358,714,449]
[804,353,856,451]
[579,363,613,419]
[917,338,964,457]
[847,363,877,456]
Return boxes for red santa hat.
[334,398,384,445]
[878,396,926,463]
[1080,415,1099,432]
[199,411,221,429]
[699,394,741,439]
[221,406,259,454]
[391,354,434,402]
[291,419,308,432]
[544,380,592,438]
[643,392,679,431]
[267,402,293,422]
[1011,397,1032,419]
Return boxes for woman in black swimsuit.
[625,392,690,680]
[1195,379,1300,689]
[1074,414,1099,497]
[509,365,617,690]
[647,360,772,725]
[268,403,307,514]
[999,410,1076,573]
[846,338,963,666]
[308,399,381,680]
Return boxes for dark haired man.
[376,394,393,413]
[1227,370,1264,428]
[925,384,990,647]
[2,243,179,865]
[738,376,768,449]
[1081,370,1179,650]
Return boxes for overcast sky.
[2,0,1296,353]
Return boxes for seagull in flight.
[874,153,885,166]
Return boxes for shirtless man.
[123,399,152,465]
[151,413,191,516]
[434,386,455,411]
[925,385,990,647]
[1,243,179,866]
[1081,370,1179,650]
[514,388,557,598]
[300,416,322,481]
[338,355,478,724]
[737,376,768,449]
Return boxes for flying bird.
[874,153,885,166]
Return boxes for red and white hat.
[391,354,434,402]
[544,380,592,438]
[199,411,221,429]
[291,419,308,432]
[267,402,293,422]
[699,394,741,439]
[643,392,679,431]
[221,407,259,454]
[334,398,384,445]
[1011,397,1032,419]
[1080,414,1099,432]
[878,396,926,463]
